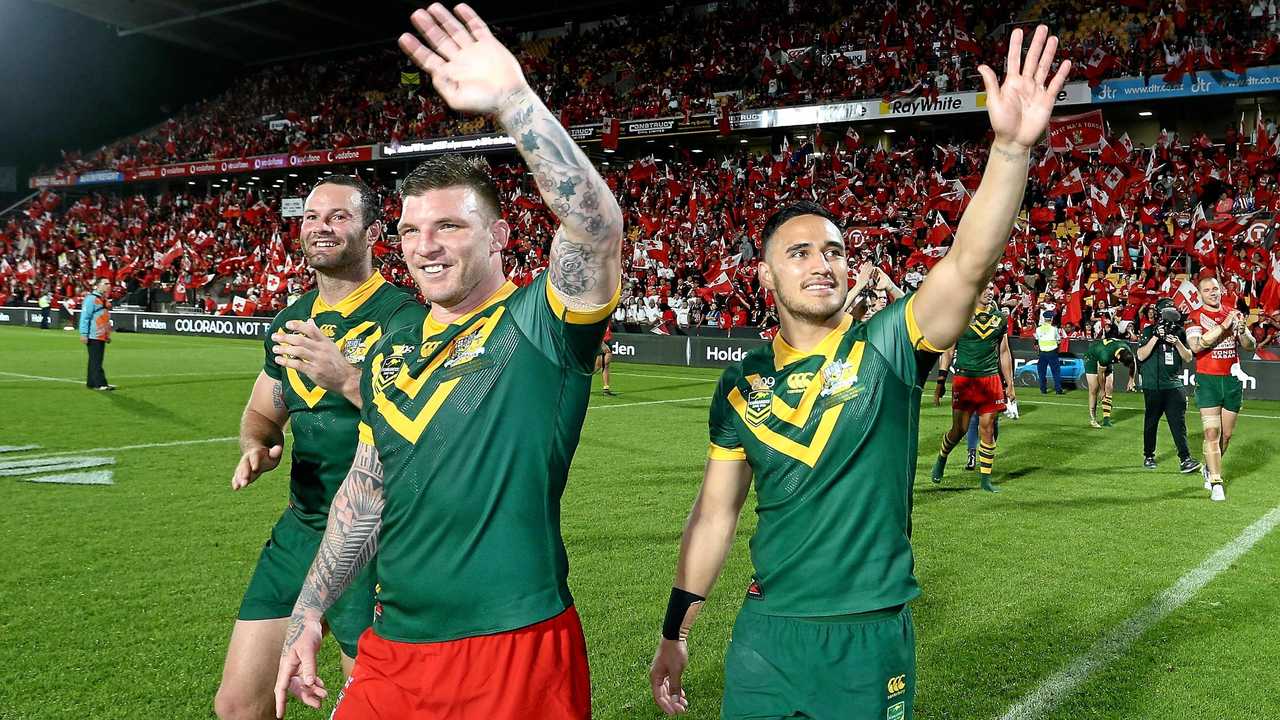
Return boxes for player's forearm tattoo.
[290,442,384,629]
[990,143,1030,163]
[271,381,285,409]
[498,87,622,298]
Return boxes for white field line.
[23,470,114,485]
[0,371,81,384]
[587,396,712,410]
[999,505,1280,720]
[0,370,255,383]
[16,436,240,460]
[11,396,712,460]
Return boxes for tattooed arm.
[274,440,385,716]
[399,4,623,307]
[231,370,287,490]
[497,89,623,305]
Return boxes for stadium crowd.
[35,0,1280,178]
[6,118,1280,356]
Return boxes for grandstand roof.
[43,0,643,65]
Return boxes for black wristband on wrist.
[936,369,949,382]
[662,587,706,641]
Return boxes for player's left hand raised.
[978,25,1072,149]
[272,319,359,395]
[399,4,529,116]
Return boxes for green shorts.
[1083,360,1110,377]
[721,605,915,720]
[238,509,376,658]
[1194,373,1243,413]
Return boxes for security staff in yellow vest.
[1034,313,1063,394]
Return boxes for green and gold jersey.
[1084,338,1129,368]
[357,272,617,643]
[262,273,424,531]
[708,295,940,617]
[952,307,1006,377]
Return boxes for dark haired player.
[649,26,1070,720]
[215,175,424,720]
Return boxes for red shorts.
[952,374,1006,415]
[332,607,590,720]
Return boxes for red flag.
[843,126,861,152]
[601,117,620,151]
[1088,184,1116,221]
[718,104,732,136]
[155,242,183,270]
[1063,268,1085,325]
[1260,254,1280,315]
[231,296,257,317]
[953,28,980,55]
[1048,167,1086,197]
[1082,47,1118,87]
[628,157,658,182]
[1170,280,1204,315]
[1048,110,1105,151]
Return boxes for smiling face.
[300,184,373,272]
[398,186,507,309]
[1197,275,1222,310]
[757,214,848,324]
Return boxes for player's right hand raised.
[274,612,326,718]
[650,637,691,715]
[231,444,283,490]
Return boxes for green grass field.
[2,325,1279,720]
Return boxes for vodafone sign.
[289,147,374,167]
[109,145,377,183]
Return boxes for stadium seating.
[33,0,1280,177]
[3,0,1279,352]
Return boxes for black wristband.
[662,587,706,641]
[936,369,949,383]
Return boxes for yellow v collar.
[424,281,518,336]
[771,314,853,370]
[311,272,386,318]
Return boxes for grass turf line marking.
[0,456,114,476]
[0,371,256,383]
[611,371,720,383]
[999,505,1280,720]
[16,436,240,460]
[0,371,81,384]
[588,396,712,410]
[14,396,712,459]
[0,445,41,453]
[23,470,114,485]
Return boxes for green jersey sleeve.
[708,366,746,461]
[865,294,941,387]
[262,313,291,381]
[507,272,620,373]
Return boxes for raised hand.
[977,25,1072,149]
[398,4,529,116]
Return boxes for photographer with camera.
[1136,298,1200,474]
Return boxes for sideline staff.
[1135,299,1199,473]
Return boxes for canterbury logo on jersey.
[287,321,383,408]
[727,342,867,468]
[371,308,504,444]
[887,674,907,697]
